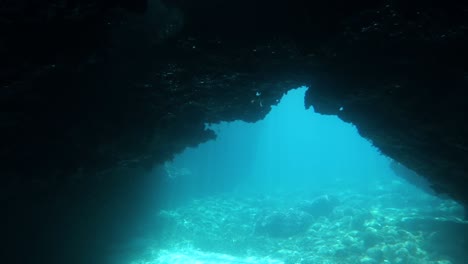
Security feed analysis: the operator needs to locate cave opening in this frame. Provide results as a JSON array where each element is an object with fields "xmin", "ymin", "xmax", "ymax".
[{"xmin": 122, "ymin": 87, "xmax": 466, "ymax": 264}]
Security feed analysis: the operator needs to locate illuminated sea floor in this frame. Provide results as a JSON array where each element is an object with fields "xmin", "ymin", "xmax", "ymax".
[{"xmin": 128, "ymin": 180, "xmax": 466, "ymax": 264}]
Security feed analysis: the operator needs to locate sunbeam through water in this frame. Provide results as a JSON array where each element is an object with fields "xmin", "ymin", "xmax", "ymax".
[{"xmin": 124, "ymin": 87, "xmax": 466, "ymax": 264}]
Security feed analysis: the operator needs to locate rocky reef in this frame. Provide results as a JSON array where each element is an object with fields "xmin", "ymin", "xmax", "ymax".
[
  {"xmin": 255, "ymin": 209, "xmax": 314, "ymax": 238},
  {"xmin": 140, "ymin": 179, "xmax": 467, "ymax": 264},
  {"xmin": 1, "ymin": 0, "xmax": 468, "ymax": 263}
]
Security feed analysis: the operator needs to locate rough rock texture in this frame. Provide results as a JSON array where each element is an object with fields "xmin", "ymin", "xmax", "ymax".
[
  {"xmin": 1, "ymin": 0, "xmax": 467, "ymax": 263},
  {"xmin": 298, "ymin": 195, "xmax": 339, "ymax": 217},
  {"xmin": 255, "ymin": 209, "xmax": 313, "ymax": 238},
  {"xmin": 398, "ymin": 217, "xmax": 468, "ymax": 261}
]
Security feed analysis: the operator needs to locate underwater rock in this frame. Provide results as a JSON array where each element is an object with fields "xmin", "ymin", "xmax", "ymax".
[
  {"xmin": 362, "ymin": 227, "xmax": 382, "ymax": 247},
  {"xmin": 395, "ymin": 247, "xmax": 409, "ymax": 259},
  {"xmin": 366, "ymin": 246, "xmax": 384, "ymax": 262},
  {"xmin": 399, "ymin": 217, "xmax": 468, "ymax": 261},
  {"xmin": 298, "ymin": 195, "xmax": 339, "ymax": 218},
  {"xmin": 360, "ymin": 256, "xmax": 378, "ymax": 264},
  {"xmin": 255, "ymin": 209, "xmax": 313, "ymax": 238}
]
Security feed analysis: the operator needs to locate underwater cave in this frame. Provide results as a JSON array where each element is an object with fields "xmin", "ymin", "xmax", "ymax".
[
  {"xmin": 2, "ymin": 1, "xmax": 468, "ymax": 264},
  {"xmin": 113, "ymin": 87, "xmax": 467, "ymax": 264}
]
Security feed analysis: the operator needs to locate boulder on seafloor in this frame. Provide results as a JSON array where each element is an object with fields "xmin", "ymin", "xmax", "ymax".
[
  {"xmin": 255, "ymin": 209, "xmax": 313, "ymax": 238},
  {"xmin": 298, "ymin": 195, "xmax": 339, "ymax": 217}
]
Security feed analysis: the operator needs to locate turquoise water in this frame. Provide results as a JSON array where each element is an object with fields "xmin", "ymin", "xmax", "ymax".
[{"xmin": 124, "ymin": 88, "xmax": 467, "ymax": 264}]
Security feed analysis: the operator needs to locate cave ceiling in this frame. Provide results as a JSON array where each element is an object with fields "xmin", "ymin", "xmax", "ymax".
[{"xmin": 1, "ymin": 0, "xmax": 467, "ymax": 206}]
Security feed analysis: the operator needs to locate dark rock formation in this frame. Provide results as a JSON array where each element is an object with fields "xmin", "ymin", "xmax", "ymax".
[
  {"xmin": 255, "ymin": 209, "xmax": 313, "ymax": 238},
  {"xmin": 1, "ymin": 0, "xmax": 467, "ymax": 263},
  {"xmin": 298, "ymin": 195, "xmax": 339, "ymax": 217}
]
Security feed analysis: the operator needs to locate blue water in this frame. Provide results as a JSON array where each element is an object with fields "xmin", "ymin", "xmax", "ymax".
[{"xmin": 123, "ymin": 87, "xmax": 467, "ymax": 264}]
